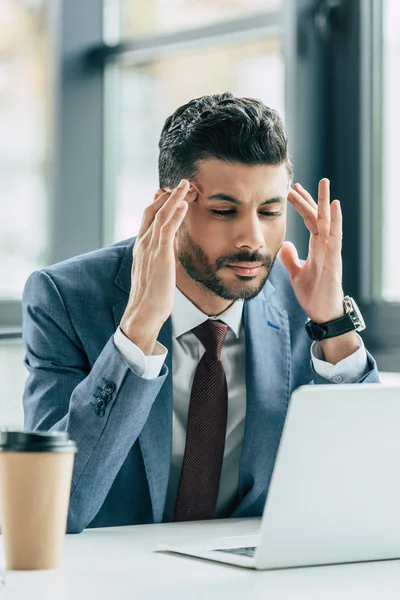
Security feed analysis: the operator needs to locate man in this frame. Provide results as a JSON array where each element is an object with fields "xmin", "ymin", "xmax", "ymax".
[{"xmin": 22, "ymin": 92, "xmax": 379, "ymax": 534}]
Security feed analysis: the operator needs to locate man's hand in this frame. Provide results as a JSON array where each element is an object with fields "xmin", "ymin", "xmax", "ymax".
[
  {"xmin": 279, "ymin": 179, "xmax": 359, "ymax": 364},
  {"xmin": 120, "ymin": 179, "xmax": 194, "ymax": 355}
]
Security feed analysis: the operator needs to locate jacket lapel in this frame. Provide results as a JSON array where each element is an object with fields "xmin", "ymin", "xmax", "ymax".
[
  {"xmin": 112, "ymin": 241, "xmax": 173, "ymax": 523},
  {"xmin": 232, "ymin": 281, "xmax": 292, "ymax": 517}
]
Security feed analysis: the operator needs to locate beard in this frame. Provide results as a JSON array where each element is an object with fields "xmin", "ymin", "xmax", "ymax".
[{"xmin": 177, "ymin": 226, "xmax": 278, "ymax": 301}]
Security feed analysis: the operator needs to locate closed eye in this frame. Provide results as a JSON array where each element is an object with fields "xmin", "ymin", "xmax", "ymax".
[{"xmin": 210, "ymin": 209, "xmax": 282, "ymax": 218}]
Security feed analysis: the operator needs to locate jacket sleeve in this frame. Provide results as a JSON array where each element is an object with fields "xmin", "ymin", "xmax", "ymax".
[{"xmin": 22, "ymin": 270, "xmax": 167, "ymax": 533}]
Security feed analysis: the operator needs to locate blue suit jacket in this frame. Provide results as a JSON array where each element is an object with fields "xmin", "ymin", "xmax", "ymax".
[{"xmin": 22, "ymin": 238, "xmax": 379, "ymax": 533}]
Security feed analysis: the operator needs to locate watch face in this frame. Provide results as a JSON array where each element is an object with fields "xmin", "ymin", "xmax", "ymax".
[{"xmin": 344, "ymin": 297, "xmax": 366, "ymax": 332}]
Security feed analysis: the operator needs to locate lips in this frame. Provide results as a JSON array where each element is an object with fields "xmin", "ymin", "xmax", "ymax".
[
  {"xmin": 227, "ymin": 263, "xmax": 262, "ymax": 276},
  {"xmin": 228, "ymin": 263, "xmax": 262, "ymax": 269}
]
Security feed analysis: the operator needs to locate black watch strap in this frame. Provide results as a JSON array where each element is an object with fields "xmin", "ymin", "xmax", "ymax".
[{"xmin": 305, "ymin": 313, "xmax": 356, "ymax": 342}]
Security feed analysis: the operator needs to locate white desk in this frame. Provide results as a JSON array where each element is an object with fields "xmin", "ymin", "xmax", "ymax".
[
  {"xmin": 1, "ymin": 518, "xmax": 400, "ymax": 599},
  {"xmin": 380, "ymin": 372, "xmax": 400, "ymax": 386}
]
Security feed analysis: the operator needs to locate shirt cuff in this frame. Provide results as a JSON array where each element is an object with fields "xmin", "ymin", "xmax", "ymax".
[
  {"xmin": 114, "ymin": 327, "xmax": 167, "ymax": 380},
  {"xmin": 311, "ymin": 334, "xmax": 369, "ymax": 383}
]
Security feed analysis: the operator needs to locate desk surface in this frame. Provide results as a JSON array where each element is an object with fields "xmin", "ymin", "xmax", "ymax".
[{"xmin": 1, "ymin": 518, "xmax": 400, "ymax": 599}]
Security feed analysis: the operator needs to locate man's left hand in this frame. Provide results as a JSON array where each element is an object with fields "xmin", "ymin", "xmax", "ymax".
[
  {"xmin": 279, "ymin": 178, "xmax": 361, "ymax": 365},
  {"xmin": 279, "ymin": 178, "xmax": 345, "ymax": 324}
]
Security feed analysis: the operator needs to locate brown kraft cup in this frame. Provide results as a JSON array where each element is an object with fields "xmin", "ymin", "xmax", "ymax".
[{"xmin": 0, "ymin": 431, "xmax": 77, "ymax": 570}]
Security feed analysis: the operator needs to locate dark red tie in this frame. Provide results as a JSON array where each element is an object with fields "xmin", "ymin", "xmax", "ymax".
[{"xmin": 174, "ymin": 319, "xmax": 229, "ymax": 521}]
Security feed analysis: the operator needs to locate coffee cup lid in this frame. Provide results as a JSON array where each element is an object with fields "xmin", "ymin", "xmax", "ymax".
[{"xmin": 0, "ymin": 431, "xmax": 77, "ymax": 453}]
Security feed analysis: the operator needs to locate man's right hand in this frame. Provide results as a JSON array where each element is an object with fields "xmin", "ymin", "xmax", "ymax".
[{"xmin": 120, "ymin": 179, "xmax": 194, "ymax": 355}]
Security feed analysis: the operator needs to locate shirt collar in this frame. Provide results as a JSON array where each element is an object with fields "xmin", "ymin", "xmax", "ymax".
[{"xmin": 172, "ymin": 286, "xmax": 244, "ymax": 339}]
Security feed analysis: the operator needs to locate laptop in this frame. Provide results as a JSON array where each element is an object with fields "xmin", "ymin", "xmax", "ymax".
[{"xmin": 161, "ymin": 383, "xmax": 400, "ymax": 569}]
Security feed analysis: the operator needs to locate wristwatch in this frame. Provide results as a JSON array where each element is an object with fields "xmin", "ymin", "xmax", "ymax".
[{"xmin": 305, "ymin": 296, "xmax": 366, "ymax": 341}]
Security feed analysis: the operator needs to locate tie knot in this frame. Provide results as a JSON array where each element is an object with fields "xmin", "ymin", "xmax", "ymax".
[{"xmin": 192, "ymin": 319, "xmax": 228, "ymax": 359}]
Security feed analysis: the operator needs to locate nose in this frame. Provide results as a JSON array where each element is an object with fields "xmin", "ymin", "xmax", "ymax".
[{"xmin": 234, "ymin": 212, "xmax": 265, "ymax": 251}]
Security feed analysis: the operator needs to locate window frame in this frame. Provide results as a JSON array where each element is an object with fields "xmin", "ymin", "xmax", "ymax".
[{"xmin": 2, "ymin": 0, "xmax": 399, "ymax": 373}]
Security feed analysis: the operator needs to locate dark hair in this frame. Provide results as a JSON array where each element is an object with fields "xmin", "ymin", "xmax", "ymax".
[{"xmin": 158, "ymin": 92, "xmax": 293, "ymax": 188}]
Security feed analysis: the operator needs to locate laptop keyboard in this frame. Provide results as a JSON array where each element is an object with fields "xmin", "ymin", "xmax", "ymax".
[{"xmin": 215, "ymin": 546, "xmax": 257, "ymax": 558}]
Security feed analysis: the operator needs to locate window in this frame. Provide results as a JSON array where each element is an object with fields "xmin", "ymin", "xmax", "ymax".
[
  {"xmin": 2, "ymin": 0, "xmax": 398, "ymax": 368},
  {"xmin": 113, "ymin": 37, "xmax": 284, "ymax": 242},
  {"xmin": 105, "ymin": 1, "xmax": 284, "ymax": 244},
  {"xmin": 0, "ymin": 0, "xmax": 51, "ymax": 301},
  {"xmin": 121, "ymin": 0, "xmax": 282, "ymax": 36}
]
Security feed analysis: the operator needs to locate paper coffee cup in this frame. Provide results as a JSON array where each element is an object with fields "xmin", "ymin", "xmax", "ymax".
[{"xmin": 0, "ymin": 431, "xmax": 77, "ymax": 570}]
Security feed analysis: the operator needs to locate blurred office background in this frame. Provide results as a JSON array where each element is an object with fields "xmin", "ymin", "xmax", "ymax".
[{"xmin": 0, "ymin": 0, "xmax": 399, "ymax": 371}]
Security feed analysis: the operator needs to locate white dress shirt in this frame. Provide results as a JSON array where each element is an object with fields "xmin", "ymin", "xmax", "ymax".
[{"xmin": 114, "ymin": 288, "xmax": 369, "ymax": 520}]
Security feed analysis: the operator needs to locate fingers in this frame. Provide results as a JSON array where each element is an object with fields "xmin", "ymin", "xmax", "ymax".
[
  {"xmin": 293, "ymin": 183, "xmax": 318, "ymax": 210},
  {"xmin": 288, "ymin": 188, "xmax": 319, "ymax": 235},
  {"xmin": 163, "ymin": 185, "xmax": 198, "ymax": 204},
  {"xmin": 137, "ymin": 190, "xmax": 170, "ymax": 239},
  {"xmin": 330, "ymin": 199, "xmax": 343, "ymax": 250},
  {"xmin": 151, "ymin": 179, "xmax": 191, "ymax": 247},
  {"xmin": 158, "ymin": 199, "xmax": 189, "ymax": 247},
  {"xmin": 288, "ymin": 179, "xmax": 334, "ymax": 239},
  {"xmin": 137, "ymin": 179, "xmax": 192, "ymax": 240},
  {"xmin": 153, "ymin": 179, "xmax": 190, "ymax": 228},
  {"xmin": 317, "ymin": 179, "xmax": 331, "ymax": 238}
]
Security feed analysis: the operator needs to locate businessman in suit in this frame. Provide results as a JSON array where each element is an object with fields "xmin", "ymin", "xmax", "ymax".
[{"xmin": 22, "ymin": 92, "xmax": 379, "ymax": 533}]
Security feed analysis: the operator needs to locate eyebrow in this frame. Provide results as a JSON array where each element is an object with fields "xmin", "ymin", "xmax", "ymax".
[{"xmin": 207, "ymin": 193, "xmax": 285, "ymax": 206}]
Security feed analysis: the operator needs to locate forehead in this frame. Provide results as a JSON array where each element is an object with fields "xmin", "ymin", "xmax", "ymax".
[{"xmin": 192, "ymin": 158, "xmax": 290, "ymax": 198}]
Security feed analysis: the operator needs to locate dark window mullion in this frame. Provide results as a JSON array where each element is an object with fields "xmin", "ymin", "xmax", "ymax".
[
  {"xmin": 329, "ymin": 0, "xmax": 400, "ymax": 367},
  {"xmin": 50, "ymin": 0, "xmax": 105, "ymax": 265}
]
